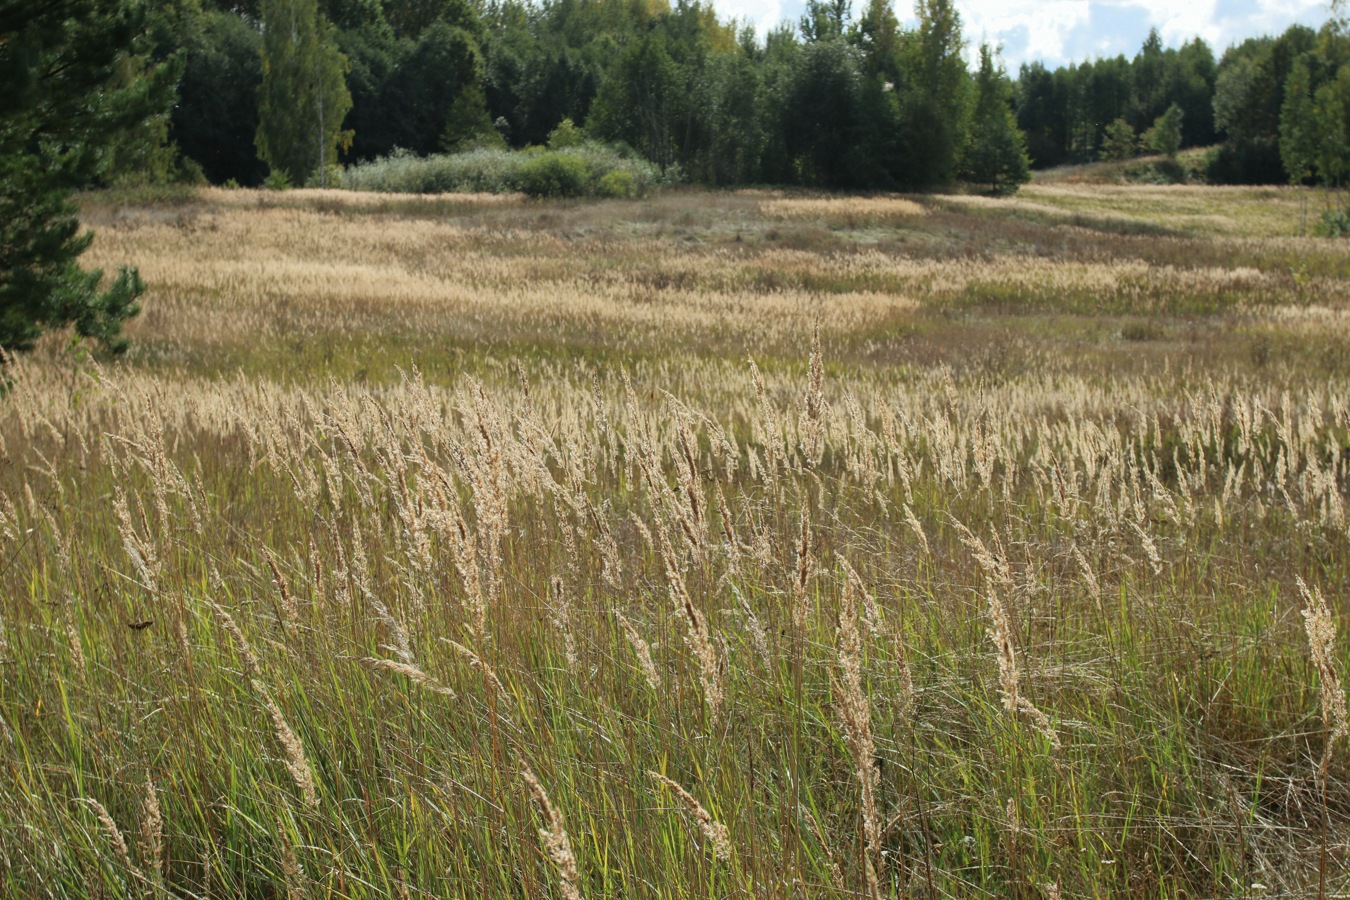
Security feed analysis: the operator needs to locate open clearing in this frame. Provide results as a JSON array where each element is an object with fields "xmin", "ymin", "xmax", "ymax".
[{"xmin": 2, "ymin": 185, "xmax": 1349, "ymax": 897}]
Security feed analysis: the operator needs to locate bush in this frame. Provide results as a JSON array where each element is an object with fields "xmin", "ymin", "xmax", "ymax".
[
  {"xmin": 1315, "ymin": 207, "xmax": 1350, "ymax": 238},
  {"xmin": 342, "ymin": 143, "xmax": 662, "ymax": 198},
  {"xmin": 597, "ymin": 169, "xmax": 637, "ymax": 199},
  {"xmin": 547, "ymin": 118, "xmax": 586, "ymax": 150},
  {"xmin": 264, "ymin": 168, "xmax": 292, "ymax": 191},
  {"xmin": 518, "ymin": 152, "xmax": 590, "ymax": 198}
]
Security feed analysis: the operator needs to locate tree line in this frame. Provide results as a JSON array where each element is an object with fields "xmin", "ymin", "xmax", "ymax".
[
  {"xmin": 48, "ymin": 0, "xmax": 1350, "ymax": 195},
  {"xmin": 1016, "ymin": 19, "xmax": 1350, "ymax": 190},
  {"xmin": 106, "ymin": 0, "xmax": 1028, "ymax": 194}
]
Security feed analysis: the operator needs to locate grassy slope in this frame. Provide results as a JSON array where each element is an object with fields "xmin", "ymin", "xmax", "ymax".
[{"xmin": 0, "ymin": 185, "xmax": 1347, "ymax": 898}]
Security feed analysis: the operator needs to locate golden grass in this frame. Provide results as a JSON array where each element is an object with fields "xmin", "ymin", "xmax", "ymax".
[{"xmin": 1, "ymin": 185, "xmax": 1349, "ymax": 897}]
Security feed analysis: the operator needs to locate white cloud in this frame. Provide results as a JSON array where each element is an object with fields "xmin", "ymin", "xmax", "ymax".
[
  {"xmin": 712, "ymin": 0, "xmax": 1330, "ymax": 67},
  {"xmin": 958, "ymin": 0, "xmax": 1091, "ymax": 66},
  {"xmin": 714, "ymin": 0, "xmax": 786, "ymax": 40}
]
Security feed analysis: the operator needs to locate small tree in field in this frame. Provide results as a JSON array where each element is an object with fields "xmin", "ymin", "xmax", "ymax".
[
  {"xmin": 961, "ymin": 44, "xmax": 1030, "ymax": 195},
  {"xmin": 256, "ymin": 0, "xmax": 353, "ymax": 187},
  {"xmin": 1099, "ymin": 117, "xmax": 1138, "ymax": 162},
  {"xmin": 1144, "ymin": 103, "xmax": 1184, "ymax": 159}
]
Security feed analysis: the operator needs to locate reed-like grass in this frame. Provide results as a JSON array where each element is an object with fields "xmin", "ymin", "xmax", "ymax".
[{"xmin": 0, "ymin": 185, "xmax": 1347, "ymax": 898}]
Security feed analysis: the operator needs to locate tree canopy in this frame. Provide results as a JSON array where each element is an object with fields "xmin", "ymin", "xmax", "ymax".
[{"xmin": 0, "ymin": 0, "xmax": 173, "ymax": 357}]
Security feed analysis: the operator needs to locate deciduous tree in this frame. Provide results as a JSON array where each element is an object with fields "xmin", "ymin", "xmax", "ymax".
[{"xmin": 256, "ymin": 0, "xmax": 353, "ymax": 186}]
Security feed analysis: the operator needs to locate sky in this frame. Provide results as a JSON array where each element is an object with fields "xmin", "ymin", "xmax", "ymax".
[{"xmin": 717, "ymin": 0, "xmax": 1331, "ymax": 70}]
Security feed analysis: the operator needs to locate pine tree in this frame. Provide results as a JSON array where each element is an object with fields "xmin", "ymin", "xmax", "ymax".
[
  {"xmin": 898, "ymin": 0, "xmax": 970, "ymax": 188},
  {"xmin": 0, "ymin": 0, "xmax": 173, "ymax": 357},
  {"xmin": 961, "ymin": 44, "xmax": 1029, "ymax": 195},
  {"xmin": 256, "ymin": 0, "xmax": 353, "ymax": 187}
]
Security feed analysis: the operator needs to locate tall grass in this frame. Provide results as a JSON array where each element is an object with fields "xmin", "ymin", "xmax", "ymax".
[{"xmin": 1, "ymin": 184, "xmax": 1348, "ymax": 897}]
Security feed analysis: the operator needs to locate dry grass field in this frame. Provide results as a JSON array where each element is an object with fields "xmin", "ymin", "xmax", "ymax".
[{"xmin": 1, "ymin": 184, "xmax": 1349, "ymax": 898}]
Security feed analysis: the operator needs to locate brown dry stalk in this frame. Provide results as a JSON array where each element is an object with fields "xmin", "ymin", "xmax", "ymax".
[
  {"xmin": 647, "ymin": 770, "xmax": 732, "ymax": 862},
  {"xmin": 522, "ymin": 767, "xmax": 582, "ymax": 900}
]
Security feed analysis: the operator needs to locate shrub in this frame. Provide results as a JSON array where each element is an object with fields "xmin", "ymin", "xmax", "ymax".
[
  {"xmin": 342, "ymin": 144, "xmax": 662, "ymax": 198},
  {"xmin": 518, "ymin": 152, "xmax": 590, "ymax": 198},
  {"xmin": 597, "ymin": 169, "xmax": 637, "ymax": 199},
  {"xmin": 547, "ymin": 118, "xmax": 586, "ymax": 150},
  {"xmin": 1315, "ymin": 207, "xmax": 1350, "ymax": 238}
]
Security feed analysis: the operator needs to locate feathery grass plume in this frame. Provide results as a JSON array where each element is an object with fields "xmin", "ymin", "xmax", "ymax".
[
  {"xmin": 729, "ymin": 582, "xmax": 771, "ymax": 670},
  {"xmin": 463, "ymin": 380, "xmax": 509, "ymax": 606},
  {"xmin": 209, "ymin": 601, "xmax": 263, "ymax": 679},
  {"xmin": 986, "ymin": 581, "xmax": 1059, "ymax": 749},
  {"xmin": 792, "ymin": 505, "xmax": 813, "ymax": 633},
  {"xmin": 1297, "ymin": 577, "xmax": 1349, "ymax": 774},
  {"xmin": 1128, "ymin": 520, "xmax": 1163, "ymax": 574},
  {"xmin": 800, "ymin": 806, "xmax": 847, "ymax": 891},
  {"xmin": 63, "ymin": 596, "xmax": 86, "ymax": 674},
  {"xmin": 716, "ymin": 486, "xmax": 743, "ymax": 564},
  {"xmin": 82, "ymin": 797, "xmax": 144, "ymax": 883},
  {"xmin": 113, "ymin": 488, "xmax": 160, "ymax": 594},
  {"xmin": 361, "ymin": 657, "xmax": 458, "ymax": 698},
  {"xmin": 140, "ymin": 775, "xmax": 163, "ymax": 886},
  {"xmin": 616, "ymin": 611, "xmax": 662, "ymax": 692},
  {"xmin": 903, "ymin": 503, "xmax": 930, "ymax": 558},
  {"xmin": 647, "ymin": 770, "xmax": 732, "ymax": 862},
  {"xmin": 1072, "ymin": 544, "xmax": 1102, "ymax": 612},
  {"xmin": 444, "ymin": 508, "xmax": 487, "ymax": 644},
  {"xmin": 669, "ymin": 399, "xmax": 709, "ymax": 555},
  {"xmin": 831, "ymin": 576, "xmax": 884, "ymax": 898},
  {"xmin": 255, "ymin": 680, "xmax": 320, "ymax": 810},
  {"xmin": 748, "ymin": 356, "xmax": 780, "ymax": 479},
  {"xmin": 837, "ymin": 552, "xmax": 883, "ymax": 636},
  {"xmin": 588, "ymin": 498, "xmax": 624, "ymax": 590},
  {"xmin": 368, "ymin": 595, "xmax": 415, "ymax": 666},
  {"xmin": 442, "ymin": 638, "xmax": 510, "ymax": 704},
  {"xmin": 0, "ymin": 489, "xmax": 17, "ymax": 544},
  {"xmin": 949, "ymin": 515, "xmax": 1012, "ymax": 588},
  {"xmin": 264, "ymin": 549, "xmax": 299, "ymax": 633},
  {"xmin": 654, "ymin": 514, "xmax": 723, "ymax": 724},
  {"xmin": 801, "ymin": 323, "xmax": 826, "ymax": 467},
  {"xmin": 549, "ymin": 575, "xmax": 579, "ymax": 671},
  {"xmin": 522, "ymin": 767, "xmax": 582, "ymax": 900},
  {"xmin": 277, "ymin": 817, "xmax": 308, "ymax": 900}
]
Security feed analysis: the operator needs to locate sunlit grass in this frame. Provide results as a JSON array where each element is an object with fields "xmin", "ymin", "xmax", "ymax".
[{"xmin": 1, "ymin": 185, "xmax": 1347, "ymax": 898}]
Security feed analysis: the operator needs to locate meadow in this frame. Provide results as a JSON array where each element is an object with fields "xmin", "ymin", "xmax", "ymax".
[{"xmin": 1, "ymin": 182, "xmax": 1348, "ymax": 898}]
